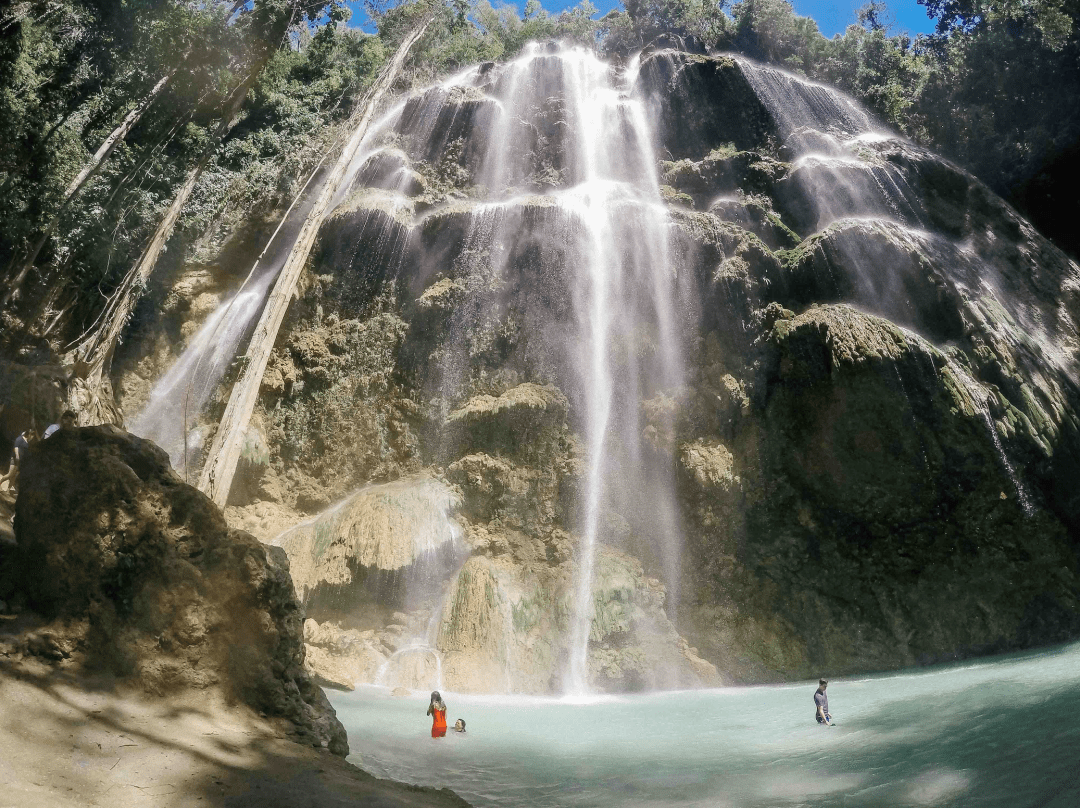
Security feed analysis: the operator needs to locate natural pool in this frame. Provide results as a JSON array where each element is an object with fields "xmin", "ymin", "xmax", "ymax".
[{"xmin": 328, "ymin": 642, "xmax": 1080, "ymax": 807}]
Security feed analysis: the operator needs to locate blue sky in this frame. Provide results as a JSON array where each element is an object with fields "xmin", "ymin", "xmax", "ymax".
[
  {"xmin": 344, "ymin": 0, "xmax": 938, "ymax": 38},
  {"xmin": 787, "ymin": 0, "xmax": 936, "ymax": 36}
]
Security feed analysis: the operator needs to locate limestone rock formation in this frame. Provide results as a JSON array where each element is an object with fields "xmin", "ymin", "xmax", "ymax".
[
  {"xmin": 302, "ymin": 618, "xmax": 388, "ymax": 690},
  {"xmin": 3, "ymin": 426, "xmax": 348, "ymax": 754},
  {"xmin": 111, "ymin": 45, "xmax": 1080, "ymax": 691},
  {"xmin": 678, "ymin": 303, "xmax": 1080, "ymax": 679},
  {"xmin": 272, "ymin": 476, "xmax": 464, "ymax": 610}
]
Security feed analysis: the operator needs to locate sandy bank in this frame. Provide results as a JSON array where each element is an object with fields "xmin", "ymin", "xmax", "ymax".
[{"xmin": 0, "ymin": 654, "xmax": 470, "ymax": 808}]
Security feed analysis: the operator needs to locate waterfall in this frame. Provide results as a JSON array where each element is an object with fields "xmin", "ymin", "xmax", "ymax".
[
  {"xmin": 335, "ymin": 43, "xmax": 689, "ymax": 694},
  {"xmin": 945, "ymin": 358, "xmax": 1034, "ymax": 514},
  {"xmin": 133, "ymin": 48, "xmax": 690, "ymax": 694},
  {"xmin": 127, "ymin": 91, "xmax": 423, "ymax": 472},
  {"xmin": 787, "ymin": 153, "xmax": 928, "ymax": 232},
  {"xmin": 458, "ymin": 46, "xmax": 685, "ymax": 694},
  {"xmin": 128, "ymin": 282, "xmax": 267, "ymax": 473},
  {"xmin": 734, "ymin": 57, "xmax": 877, "ymax": 145}
]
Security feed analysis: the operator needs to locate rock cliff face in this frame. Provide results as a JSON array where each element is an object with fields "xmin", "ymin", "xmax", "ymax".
[
  {"xmin": 2, "ymin": 426, "xmax": 348, "ymax": 754},
  {"xmin": 113, "ymin": 45, "xmax": 1080, "ymax": 692}
]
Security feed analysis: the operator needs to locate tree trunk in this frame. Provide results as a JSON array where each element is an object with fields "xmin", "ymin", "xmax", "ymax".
[
  {"xmin": 63, "ymin": 0, "xmax": 304, "ymax": 423},
  {"xmin": 0, "ymin": 68, "xmax": 178, "ymax": 309},
  {"xmin": 198, "ymin": 14, "xmax": 433, "ymax": 508},
  {"xmin": 103, "ymin": 99, "xmax": 203, "ymax": 212},
  {"xmin": 71, "ymin": 67, "xmax": 262, "ymax": 396}
]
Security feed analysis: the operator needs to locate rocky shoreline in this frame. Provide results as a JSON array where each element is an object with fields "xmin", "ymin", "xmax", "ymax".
[{"xmin": 0, "ymin": 426, "xmax": 471, "ymax": 807}]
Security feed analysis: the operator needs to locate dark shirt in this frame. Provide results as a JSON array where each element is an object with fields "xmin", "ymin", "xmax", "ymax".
[
  {"xmin": 12, "ymin": 434, "xmax": 30, "ymax": 465},
  {"xmin": 814, "ymin": 689, "xmax": 829, "ymax": 715}
]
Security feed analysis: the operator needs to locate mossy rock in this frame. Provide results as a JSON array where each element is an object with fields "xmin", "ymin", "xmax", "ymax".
[
  {"xmin": 661, "ymin": 148, "xmax": 788, "ymax": 210},
  {"xmin": 738, "ymin": 304, "xmax": 1080, "ymax": 672},
  {"xmin": 638, "ymin": 52, "xmax": 777, "ymax": 160},
  {"xmin": 446, "ymin": 382, "xmax": 568, "ymax": 459}
]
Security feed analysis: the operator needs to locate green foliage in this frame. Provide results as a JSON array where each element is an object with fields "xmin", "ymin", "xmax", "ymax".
[
  {"xmin": 0, "ymin": 0, "xmax": 387, "ymax": 348},
  {"xmin": 623, "ymin": 0, "xmax": 732, "ymax": 45}
]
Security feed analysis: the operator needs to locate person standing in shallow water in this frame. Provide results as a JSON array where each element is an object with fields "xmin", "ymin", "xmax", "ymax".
[
  {"xmin": 814, "ymin": 679, "xmax": 832, "ymax": 725},
  {"xmin": 427, "ymin": 691, "xmax": 447, "ymax": 738}
]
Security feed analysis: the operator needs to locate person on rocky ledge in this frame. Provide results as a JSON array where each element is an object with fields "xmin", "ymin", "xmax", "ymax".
[
  {"xmin": 42, "ymin": 409, "xmax": 77, "ymax": 439},
  {"xmin": 428, "ymin": 690, "xmax": 448, "ymax": 738},
  {"xmin": 814, "ymin": 678, "xmax": 833, "ymax": 726},
  {"xmin": 0, "ymin": 426, "xmax": 38, "ymax": 494}
]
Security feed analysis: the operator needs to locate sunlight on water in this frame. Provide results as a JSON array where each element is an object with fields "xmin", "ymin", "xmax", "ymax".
[{"xmin": 330, "ymin": 642, "xmax": 1080, "ymax": 808}]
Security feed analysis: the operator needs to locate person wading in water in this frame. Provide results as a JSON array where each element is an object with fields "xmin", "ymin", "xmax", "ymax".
[
  {"xmin": 427, "ymin": 691, "xmax": 448, "ymax": 738},
  {"xmin": 814, "ymin": 679, "xmax": 833, "ymax": 726}
]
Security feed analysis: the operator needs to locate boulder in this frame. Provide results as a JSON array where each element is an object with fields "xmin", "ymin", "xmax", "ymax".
[
  {"xmin": 302, "ymin": 618, "xmax": 387, "ymax": 690},
  {"xmin": 272, "ymin": 475, "xmax": 464, "ymax": 614},
  {"xmin": 0, "ymin": 361, "xmax": 73, "ymax": 443},
  {"xmin": 7, "ymin": 425, "xmax": 348, "ymax": 755}
]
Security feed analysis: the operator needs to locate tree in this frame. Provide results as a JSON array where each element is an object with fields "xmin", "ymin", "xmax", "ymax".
[
  {"xmin": 0, "ymin": 67, "xmax": 179, "ymax": 310},
  {"xmin": 0, "ymin": 0, "xmax": 246, "ymax": 313},
  {"xmin": 856, "ymin": 0, "xmax": 890, "ymax": 31},
  {"xmin": 198, "ymin": 10, "xmax": 435, "ymax": 507},
  {"xmin": 64, "ymin": 0, "xmax": 340, "ymax": 416}
]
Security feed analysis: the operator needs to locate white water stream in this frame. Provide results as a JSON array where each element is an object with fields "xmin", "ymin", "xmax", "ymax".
[
  {"xmin": 485, "ymin": 46, "xmax": 685, "ymax": 695},
  {"xmin": 331, "ymin": 641, "xmax": 1080, "ymax": 808},
  {"xmin": 126, "ymin": 84, "xmax": 437, "ymax": 473},
  {"xmin": 393, "ymin": 44, "xmax": 688, "ymax": 694},
  {"xmin": 945, "ymin": 358, "xmax": 1035, "ymax": 515},
  {"xmin": 735, "ymin": 57, "xmax": 877, "ymax": 145}
]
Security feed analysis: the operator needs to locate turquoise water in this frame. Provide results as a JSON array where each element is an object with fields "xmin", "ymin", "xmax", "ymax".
[{"xmin": 329, "ymin": 642, "xmax": 1080, "ymax": 807}]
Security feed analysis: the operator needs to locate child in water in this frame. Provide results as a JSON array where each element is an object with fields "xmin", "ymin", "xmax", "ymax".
[{"xmin": 427, "ymin": 691, "xmax": 447, "ymax": 737}]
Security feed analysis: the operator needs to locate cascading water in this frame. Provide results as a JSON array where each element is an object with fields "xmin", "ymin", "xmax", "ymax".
[
  {"xmin": 324, "ymin": 43, "xmax": 690, "ymax": 694},
  {"xmin": 944, "ymin": 357, "xmax": 1035, "ymax": 515},
  {"xmin": 129, "ymin": 275, "xmax": 270, "ymax": 473},
  {"xmin": 125, "ymin": 76, "xmax": 461, "ymax": 472},
  {"xmin": 735, "ymin": 57, "xmax": 877, "ymax": 144},
  {"xmin": 732, "ymin": 57, "xmax": 929, "ymax": 239},
  {"xmin": 458, "ymin": 45, "xmax": 686, "ymax": 694},
  {"xmin": 125, "ymin": 161, "xmax": 334, "ymax": 472}
]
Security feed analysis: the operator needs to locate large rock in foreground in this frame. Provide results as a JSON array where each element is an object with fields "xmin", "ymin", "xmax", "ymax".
[{"xmin": 9, "ymin": 426, "xmax": 347, "ymax": 755}]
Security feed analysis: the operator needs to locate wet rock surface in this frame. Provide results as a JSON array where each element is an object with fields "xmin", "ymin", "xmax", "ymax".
[
  {"xmin": 108, "ymin": 47, "xmax": 1080, "ymax": 691},
  {"xmin": 678, "ymin": 303, "xmax": 1080, "ymax": 680},
  {"xmin": 0, "ymin": 426, "xmax": 348, "ymax": 755},
  {"xmin": 302, "ymin": 618, "xmax": 388, "ymax": 690}
]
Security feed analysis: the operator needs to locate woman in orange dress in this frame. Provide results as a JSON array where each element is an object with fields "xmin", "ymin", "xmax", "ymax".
[{"xmin": 427, "ymin": 690, "xmax": 447, "ymax": 738}]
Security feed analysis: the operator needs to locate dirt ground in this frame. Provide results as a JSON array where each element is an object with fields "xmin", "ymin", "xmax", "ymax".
[{"xmin": 0, "ymin": 654, "xmax": 470, "ymax": 808}]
